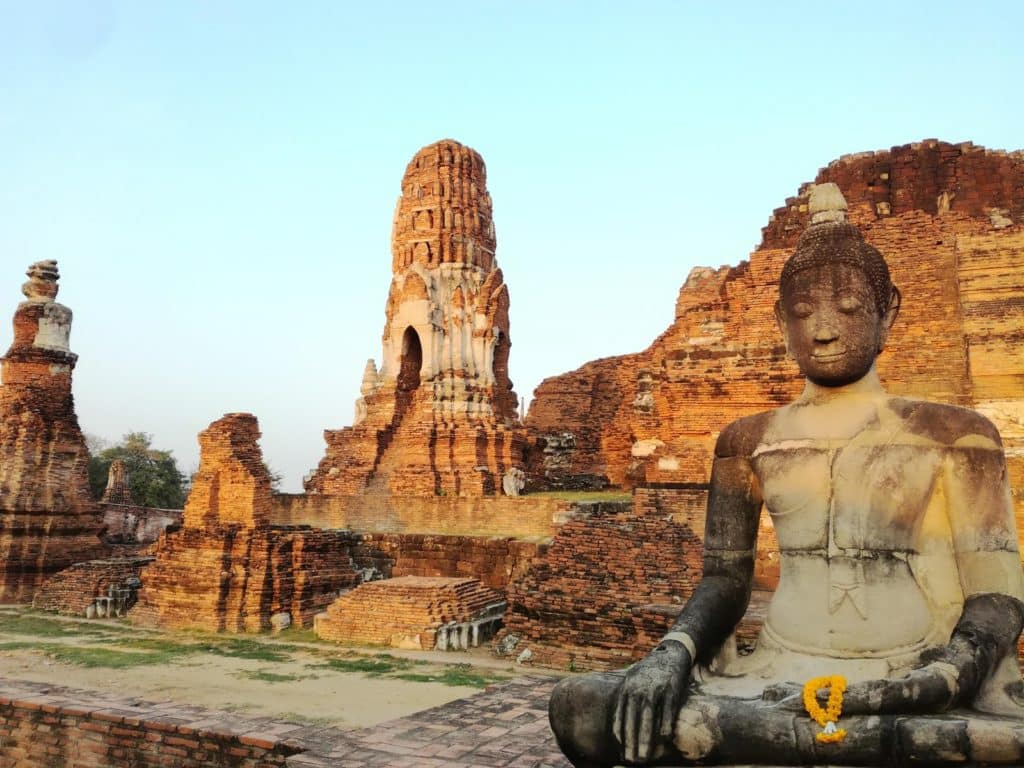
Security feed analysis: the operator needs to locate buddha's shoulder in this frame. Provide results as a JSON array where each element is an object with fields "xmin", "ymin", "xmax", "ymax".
[
  {"xmin": 885, "ymin": 397, "xmax": 1003, "ymax": 448},
  {"xmin": 716, "ymin": 411, "xmax": 774, "ymax": 458}
]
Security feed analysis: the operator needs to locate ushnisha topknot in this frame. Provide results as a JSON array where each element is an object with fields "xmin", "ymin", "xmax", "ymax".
[{"xmin": 779, "ymin": 183, "xmax": 894, "ymax": 313}]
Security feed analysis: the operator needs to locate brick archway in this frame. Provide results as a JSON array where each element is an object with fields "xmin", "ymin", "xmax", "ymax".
[{"xmin": 398, "ymin": 326, "xmax": 422, "ymax": 391}]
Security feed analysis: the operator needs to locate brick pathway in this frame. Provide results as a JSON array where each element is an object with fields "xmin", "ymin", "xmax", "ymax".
[{"xmin": 0, "ymin": 676, "xmax": 572, "ymax": 768}]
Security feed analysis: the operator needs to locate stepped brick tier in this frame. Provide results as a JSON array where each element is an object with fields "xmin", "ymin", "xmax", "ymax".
[
  {"xmin": 0, "ymin": 261, "xmax": 105, "ymax": 602},
  {"xmin": 32, "ymin": 556, "xmax": 151, "ymax": 617},
  {"xmin": 525, "ymin": 140, "xmax": 1024, "ymax": 531},
  {"xmin": 131, "ymin": 414, "xmax": 362, "ymax": 631},
  {"xmin": 306, "ymin": 139, "xmax": 526, "ymax": 497},
  {"xmin": 315, "ymin": 575, "xmax": 506, "ymax": 650}
]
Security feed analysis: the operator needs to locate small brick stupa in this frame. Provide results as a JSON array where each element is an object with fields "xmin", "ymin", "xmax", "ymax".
[
  {"xmin": 306, "ymin": 139, "xmax": 526, "ymax": 496},
  {"xmin": 0, "ymin": 261, "xmax": 105, "ymax": 602},
  {"xmin": 131, "ymin": 413, "xmax": 360, "ymax": 631}
]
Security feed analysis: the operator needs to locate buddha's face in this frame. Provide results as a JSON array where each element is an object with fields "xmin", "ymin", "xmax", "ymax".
[{"xmin": 775, "ymin": 262, "xmax": 898, "ymax": 387}]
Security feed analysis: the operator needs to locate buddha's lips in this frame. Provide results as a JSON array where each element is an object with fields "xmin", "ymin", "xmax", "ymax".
[{"xmin": 812, "ymin": 351, "xmax": 846, "ymax": 361}]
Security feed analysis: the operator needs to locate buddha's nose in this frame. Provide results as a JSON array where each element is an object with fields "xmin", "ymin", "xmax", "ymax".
[{"xmin": 813, "ymin": 320, "xmax": 839, "ymax": 343}]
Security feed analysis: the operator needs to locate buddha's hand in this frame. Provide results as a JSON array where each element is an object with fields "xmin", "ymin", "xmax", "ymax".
[
  {"xmin": 612, "ymin": 640, "xmax": 692, "ymax": 764},
  {"xmin": 841, "ymin": 663, "xmax": 962, "ymax": 715}
]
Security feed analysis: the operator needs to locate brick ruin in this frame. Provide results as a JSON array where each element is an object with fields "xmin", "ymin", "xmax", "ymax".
[
  {"xmin": 131, "ymin": 413, "xmax": 361, "ymax": 632},
  {"xmin": 526, "ymin": 140, "xmax": 1024, "ymax": 534},
  {"xmin": 315, "ymin": 575, "xmax": 506, "ymax": 651},
  {"xmin": 498, "ymin": 501, "xmax": 700, "ymax": 670},
  {"xmin": 497, "ymin": 493, "xmax": 777, "ymax": 671},
  {"xmin": 32, "ymin": 556, "xmax": 151, "ymax": 617},
  {"xmin": 306, "ymin": 139, "xmax": 526, "ymax": 497},
  {"xmin": 0, "ymin": 261, "xmax": 105, "ymax": 602}
]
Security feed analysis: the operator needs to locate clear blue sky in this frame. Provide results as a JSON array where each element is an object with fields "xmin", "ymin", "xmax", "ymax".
[{"xmin": 2, "ymin": 1, "xmax": 1021, "ymax": 491}]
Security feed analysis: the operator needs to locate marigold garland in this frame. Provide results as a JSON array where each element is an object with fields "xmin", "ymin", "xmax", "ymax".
[{"xmin": 803, "ymin": 675, "xmax": 847, "ymax": 743}]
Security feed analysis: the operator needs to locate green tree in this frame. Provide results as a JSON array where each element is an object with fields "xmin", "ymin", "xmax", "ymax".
[{"xmin": 88, "ymin": 432, "xmax": 188, "ymax": 509}]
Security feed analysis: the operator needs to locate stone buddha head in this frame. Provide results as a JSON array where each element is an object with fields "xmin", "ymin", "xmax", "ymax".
[{"xmin": 775, "ymin": 183, "xmax": 901, "ymax": 387}]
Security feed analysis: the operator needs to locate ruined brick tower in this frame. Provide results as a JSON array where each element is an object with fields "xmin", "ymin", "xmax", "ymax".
[
  {"xmin": 306, "ymin": 139, "xmax": 525, "ymax": 496},
  {"xmin": 132, "ymin": 412, "xmax": 363, "ymax": 632},
  {"xmin": 0, "ymin": 261, "xmax": 104, "ymax": 601}
]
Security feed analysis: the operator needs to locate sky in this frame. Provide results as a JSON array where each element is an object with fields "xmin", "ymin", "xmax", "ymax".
[{"xmin": 2, "ymin": 1, "xmax": 1021, "ymax": 492}]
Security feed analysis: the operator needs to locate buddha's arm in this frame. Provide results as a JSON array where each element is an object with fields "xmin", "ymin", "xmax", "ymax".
[
  {"xmin": 613, "ymin": 421, "xmax": 763, "ymax": 763},
  {"xmin": 846, "ymin": 430, "xmax": 1024, "ymax": 714},
  {"xmin": 663, "ymin": 452, "xmax": 762, "ymax": 663}
]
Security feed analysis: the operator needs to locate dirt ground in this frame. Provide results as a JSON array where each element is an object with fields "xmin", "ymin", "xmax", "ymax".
[{"xmin": 0, "ymin": 606, "xmax": 547, "ymax": 729}]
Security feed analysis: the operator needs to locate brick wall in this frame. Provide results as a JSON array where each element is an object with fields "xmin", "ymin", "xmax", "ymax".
[
  {"xmin": 632, "ymin": 484, "xmax": 779, "ymax": 591},
  {"xmin": 351, "ymin": 533, "xmax": 542, "ymax": 591},
  {"xmin": 271, "ymin": 494, "xmax": 567, "ymax": 539},
  {"xmin": 0, "ymin": 683, "xmax": 299, "ymax": 768},
  {"xmin": 101, "ymin": 502, "xmax": 182, "ymax": 545}
]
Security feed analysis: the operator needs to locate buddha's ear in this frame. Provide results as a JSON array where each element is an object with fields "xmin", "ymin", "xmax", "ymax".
[
  {"xmin": 774, "ymin": 300, "xmax": 788, "ymax": 351},
  {"xmin": 879, "ymin": 287, "xmax": 901, "ymax": 347}
]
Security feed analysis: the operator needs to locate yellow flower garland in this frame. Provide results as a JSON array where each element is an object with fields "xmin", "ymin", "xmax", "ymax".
[{"xmin": 802, "ymin": 675, "xmax": 847, "ymax": 744}]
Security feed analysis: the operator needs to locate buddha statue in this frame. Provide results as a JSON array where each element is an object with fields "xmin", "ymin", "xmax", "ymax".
[{"xmin": 549, "ymin": 183, "xmax": 1024, "ymax": 767}]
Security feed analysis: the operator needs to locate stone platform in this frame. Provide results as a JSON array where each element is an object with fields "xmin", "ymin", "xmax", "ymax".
[{"xmin": 0, "ymin": 676, "xmax": 569, "ymax": 767}]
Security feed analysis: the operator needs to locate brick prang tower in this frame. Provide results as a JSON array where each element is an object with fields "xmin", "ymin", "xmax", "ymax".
[{"xmin": 306, "ymin": 139, "xmax": 525, "ymax": 496}]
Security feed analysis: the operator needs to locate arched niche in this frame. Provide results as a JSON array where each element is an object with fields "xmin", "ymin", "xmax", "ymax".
[
  {"xmin": 493, "ymin": 330, "xmax": 510, "ymax": 385},
  {"xmin": 398, "ymin": 326, "xmax": 423, "ymax": 392}
]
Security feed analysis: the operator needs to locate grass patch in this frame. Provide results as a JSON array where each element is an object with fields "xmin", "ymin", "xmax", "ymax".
[
  {"xmin": 393, "ymin": 664, "xmax": 510, "ymax": 688},
  {"xmin": 0, "ymin": 614, "xmax": 99, "ymax": 638},
  {"xmin": 0, "ymin": 641, "xmax": 42, "ymax": 652},
  {"xmin": 203, "ymin": 638, "xmax": 296, "ymax": 662},
  {"xmin": 276, "ymin": 626, "xmax": 320, "ymax": 643},
  {"xmin": 44, "ymin": 644, "xmax": 182, "ymax": 669},
  {"xmin": 234, "ymin": 669, "xmax": 309, "ymax": 683},
  {"xmin": 121, "ymin": 637, "xmax": 195, "ymax": 654},
  {"xmin": 311, "ymin": 656, "xmax": 410, "ymax": 675},
  {"xmin": 309, "ymin": 654, "xmax": 508, "ymax": 688},
  {"xmin": 0, "ymin": 613, "xmax": 121, "ymax": 638}
]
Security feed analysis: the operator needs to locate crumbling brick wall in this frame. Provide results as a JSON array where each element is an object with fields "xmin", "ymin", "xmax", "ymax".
[
  {"xmin": 32, "ymin": 557, "xmax": 151, "ymax": 616},
  {"xmin": 351, "ymin": 533, "xmax": 541, "ymax": 592},
  {"xmin": 499, "ymin": 502, "xmax": 704, "ymax": 670}
]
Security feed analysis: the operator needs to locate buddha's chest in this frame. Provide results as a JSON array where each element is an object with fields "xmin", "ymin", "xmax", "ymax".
[{"xmin": 751, "ymin": 438, "xmax": 943, "ymax": 552}]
